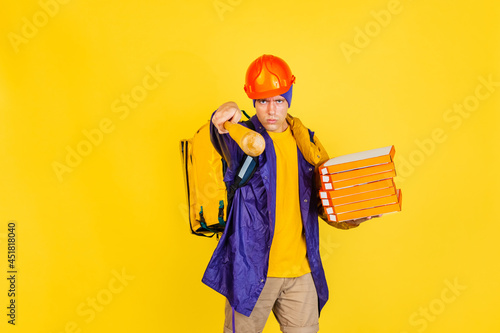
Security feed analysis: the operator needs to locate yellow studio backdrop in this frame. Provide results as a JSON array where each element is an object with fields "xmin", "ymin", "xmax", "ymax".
[{"xmin": 0, "ymin": 0, "xmax": 499, "ymax": 332}]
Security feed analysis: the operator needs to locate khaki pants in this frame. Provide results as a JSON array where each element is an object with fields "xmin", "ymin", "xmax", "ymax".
[{"xmin": 224, "ymin": 273, "xmax": 319, "ymax": 333}]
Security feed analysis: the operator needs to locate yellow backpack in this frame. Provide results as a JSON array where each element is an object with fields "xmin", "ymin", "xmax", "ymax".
[{"xmin": 180, "ymin": 114, "xmax": 257, "ymax": 238}]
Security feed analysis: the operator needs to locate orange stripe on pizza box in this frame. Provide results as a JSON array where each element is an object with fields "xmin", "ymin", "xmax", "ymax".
[
  {"xmin": 322, "ymin": 161, "xmax": 395, "ymax": 183},
  {"xmin": 319, "ymin": 179, "xmax": 394, "ymax": 199},
  {"xmin": 320, "ymin": 145, "xmax": 395, "ymax": 175},
  {"xmin": 324, "ymin": 190, "xmax": 399, "ymax": 215},
  {"xmin": 322, "ymin": 170, "xmax": 396, "ymax": 191},
  {"xmin": 327, "ymin": 189, "xmax": 402, "ymax": 222},
  {"xmin": 321, "ymin": 185, "xmax": 397, "ymax": 207},
  {"xmin": 325, "ymin": 189, "xmax": 399, "ymax": 214}
]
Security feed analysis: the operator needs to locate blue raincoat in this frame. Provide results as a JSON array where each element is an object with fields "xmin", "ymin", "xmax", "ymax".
[{"xmin": 202, "ymin": 113, "xmax": 354, "ymax": 317}]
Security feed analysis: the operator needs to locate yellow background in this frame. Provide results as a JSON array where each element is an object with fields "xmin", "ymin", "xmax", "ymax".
[{"xmin": 1, "ymin": 0, "xmax": 499, "ymax": 332}]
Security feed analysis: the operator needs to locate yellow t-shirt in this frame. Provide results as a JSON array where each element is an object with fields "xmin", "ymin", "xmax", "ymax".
[{"xmin": 267, "ymin": 126, "xmax": 311, "ymax": 278}]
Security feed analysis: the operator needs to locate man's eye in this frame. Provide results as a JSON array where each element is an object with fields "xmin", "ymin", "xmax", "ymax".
[
  {"xmin": 259, "ymin": 100, "xmax": 267, "ymax": 104},
  {"xmin": 276, "ymin": 100, "xmax": 283, "ymax": 103}
]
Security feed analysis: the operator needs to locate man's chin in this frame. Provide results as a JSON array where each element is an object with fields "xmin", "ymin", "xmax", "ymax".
[{"xmin": 265, "ymin": 124, "xmax": 287, "ymax": 133}]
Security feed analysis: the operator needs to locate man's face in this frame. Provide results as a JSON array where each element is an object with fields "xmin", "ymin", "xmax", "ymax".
[{"xmin": 254, "ymin": 95, "xmax": 289, "ymax": 133}]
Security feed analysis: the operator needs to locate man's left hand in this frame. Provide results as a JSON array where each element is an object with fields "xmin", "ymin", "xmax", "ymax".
[{"xmin": 344, "ymin": 214, "xmax": 382, "ymax": 227}]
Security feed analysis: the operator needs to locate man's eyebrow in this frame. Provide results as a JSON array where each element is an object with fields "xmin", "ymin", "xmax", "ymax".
[{"xmin": 259, "ymin": 97, "xmax": 285, "ymax": 101}]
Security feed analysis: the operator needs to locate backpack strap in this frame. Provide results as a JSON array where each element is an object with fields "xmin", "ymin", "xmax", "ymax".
[
  {"xmin": 226, "ymin": 118, "xmax": 259, "ymax": 219},
  {"xmin": 201, "ymin": 114, "xmax": 258, "ymax": 236}
]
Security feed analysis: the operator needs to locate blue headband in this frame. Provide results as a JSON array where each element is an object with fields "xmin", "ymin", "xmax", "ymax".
[{"xmin": 253, "ymin": 85, "xmax": 293, "ymax": 107}]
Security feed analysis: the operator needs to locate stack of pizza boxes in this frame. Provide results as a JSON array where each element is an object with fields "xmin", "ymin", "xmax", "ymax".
[{"xmin": 319, "ymin": 145, "xmax": 402, "ymax": 223}]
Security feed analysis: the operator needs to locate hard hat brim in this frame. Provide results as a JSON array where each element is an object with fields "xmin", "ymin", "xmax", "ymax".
[{"xmin": 245, "ymin": 83, "xmax": 294, "ymax": 100}]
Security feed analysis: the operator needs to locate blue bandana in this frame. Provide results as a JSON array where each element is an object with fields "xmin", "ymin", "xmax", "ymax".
[{"xmin": 253, "ymin": 85, "xmax": 293, "ymax": 108}]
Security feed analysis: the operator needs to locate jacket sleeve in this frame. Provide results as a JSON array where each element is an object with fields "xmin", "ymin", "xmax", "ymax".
[{"xmin": 312, "ymin": 134, "xmax": 360, "ymax": 230}]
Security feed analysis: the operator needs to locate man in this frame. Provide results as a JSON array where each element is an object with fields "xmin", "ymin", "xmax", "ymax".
[{"xmin": 203, "ymin": 55, "xmax": 374, "ymax": 333}]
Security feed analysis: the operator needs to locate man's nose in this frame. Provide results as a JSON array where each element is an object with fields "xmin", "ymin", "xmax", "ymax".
[{"xmin": 268, "ymin": 101, "xmax": 276, "ymax": 114}]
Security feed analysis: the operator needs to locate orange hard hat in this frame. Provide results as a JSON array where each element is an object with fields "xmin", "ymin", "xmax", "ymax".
[{"xmin": 244, "ymin": 55, "xmax": 296, "ymax": 99}]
